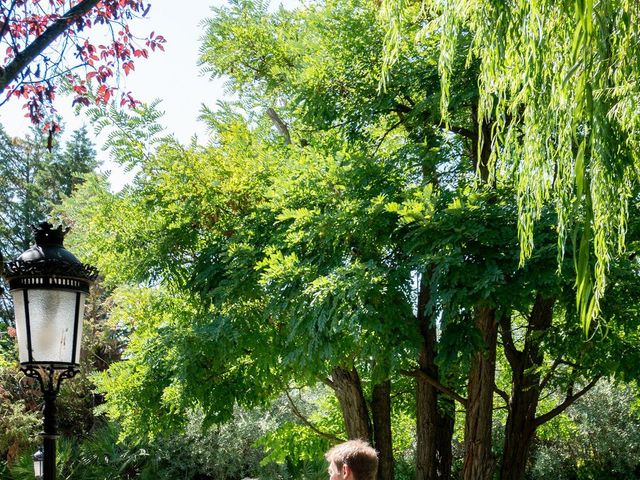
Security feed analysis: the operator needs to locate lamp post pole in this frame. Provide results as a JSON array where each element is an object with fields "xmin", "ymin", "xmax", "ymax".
[
  {"xmin": 2, "ymin": 222, "xmax": 97, "ymax": 480},
  {"xmin": 42, "ymin": 382, "xmax": 57, "ymax": 480}
]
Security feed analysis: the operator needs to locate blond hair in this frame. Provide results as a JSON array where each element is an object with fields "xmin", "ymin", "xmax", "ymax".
[{"xmin": 325, "ymin": 439, "xmax": 378, "ymax": 480}]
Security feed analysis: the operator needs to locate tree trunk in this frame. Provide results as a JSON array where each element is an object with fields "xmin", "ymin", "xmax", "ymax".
[
  {"xmin": 416, "ymin": 365, "xmax": 438, "ymax": 480},
  {"xmin": 500, "ymin": 295, "xmax": 555, "ymax": 480},
  {"xmin": 372, "ymin": 381, "xmax": 394, "ymax": 480},
  {"xmin": 462, "ymin": 306, "xmax": 497, "ymax": 480},
  {"xmin": 416, "ymin": 274, "xmax": 454, "ymax": 480},
  {"xmin": 436, "ymin": 397, "xmax": 455, "ymax": 478},
  {"xmin": 416, "ymin": 275, "xmax": 438, "ymax": 480},
  {"xmin": 469, "ymin": 105, "xmax": 493, "ymax": 184},
  {"xmin": 330, "ymin": 366, "xmax": 372, "ymax": 441}
]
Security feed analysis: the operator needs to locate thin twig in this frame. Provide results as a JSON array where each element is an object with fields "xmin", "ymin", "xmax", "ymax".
[
  {"xmin": 538, "ymin": 357, "xmax": 562, "ymax": 392},
  {"xmin": 285, "ymin": 391, "xmax": 345, "ymax": 443},
  {"xmin": 373, "ymin": 119, "xmax": 402, "ymax": 155}
]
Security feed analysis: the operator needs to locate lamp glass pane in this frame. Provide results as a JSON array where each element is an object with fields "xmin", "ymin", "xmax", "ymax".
[
  {"xmin": 13, "ymin": 289, "xmax": 85, "ymax": 365},
  {"xmin": 11, "ymin": 291, "xmax": 29, "ymax": 364}
]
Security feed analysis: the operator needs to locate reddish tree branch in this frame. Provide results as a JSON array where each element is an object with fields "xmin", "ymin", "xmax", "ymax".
[{"xmin": 0, "ymin": 0, "xmax": 101, "ymax": 91}]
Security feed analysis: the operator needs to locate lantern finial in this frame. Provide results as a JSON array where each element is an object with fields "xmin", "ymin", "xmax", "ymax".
[{"xmin": 32, "ymin": 222, "xmax": 68, "ymax": 247}]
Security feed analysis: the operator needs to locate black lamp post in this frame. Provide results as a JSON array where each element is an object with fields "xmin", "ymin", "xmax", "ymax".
[{"xmin": 3, "ymin": 222, "xmax": 97, "ymax": 480}]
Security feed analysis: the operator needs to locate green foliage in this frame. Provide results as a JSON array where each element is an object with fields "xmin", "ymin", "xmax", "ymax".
[
  {"xmin": 64, "ymin": 76, "xmax": 432, "ymax": 441},
  {"xmin": 85, "ymin": 100, "xmax": 169, "ymax": 169},
  {"xmin": 167, "ymin": 406, "xmax": 290, "ymax": 480},
  {"xmin": 3, "ymin": 402, "xmax": 298, "ymax": 480},
  {"xmin": 57, "ymin": 1, "xmax": 640, "ymax": 479},
  {"xmin": 0, "ymin": 322, "xmax": 42, "ymax": 469},
  {"xmin": 531, "ymin": 381, "xmax": 640, "ymax": 480},
  {"xmin": 6, "ymin": 425, "xmax": 147, "ymax": 480},
  {"xmin": 4, "ymin": 445, "xmax": 36, "ymax": 480},
  {"xmin": 0, "ymin": 124, "xmax": 99, "ymax": 255},
  {"xmin": 258, "ymin": 389, "xmax": 340, "ymax": 468},
  {"xmin": 381, "ymin": 0, "xmax": 640, "ymax": 329},
  {"xmin": 0, "ymin": 400, "xmax": 39, "ymax": 468}
]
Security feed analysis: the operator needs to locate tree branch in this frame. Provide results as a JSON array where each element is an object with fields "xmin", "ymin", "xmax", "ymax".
[
  {"xmin": 534, "ymin": 377, "xmax": 600, "ymax": 428},
  {"xmin": 401, "ymin": 94, "xmax": 415, "ymax": 107},
  {"xmin": 447, "ymin": 125, "xmax": 475, "ymax": 140},
  {"xmin": 286, "ymin": 391, "xmax": 345, "ymax": 443},
  {"xmin": 401, "ymin": 369, "xmax": 467, "ymax": 407},
  {"xmin": 557, "ymin": 359, "xmax": 581, "ymax": 369},
  {"xmin": 266, "ymin": 107, "xmax": 291, "ymax": 145},
  {"xmin": 322, "ymin": 376, "xmax": 336, "ymax": 390},
  {"xmin": 538, "ymin": 357, "xmax": 562, "ymax": 392},
  {"xmin": 499, "ymin": 312, "xmax": 521, "ymax": 369},
  {"xmin": 373, "ymin": 119, "xmax": 402, "ymax": 155},
  {"xmin": 494, "ymin": 383, "xmax": 510, "ymax": 405},
  {"xmin": 390, "ymin": 102, "xmax": 412, "ymax": 114},
  {"xmin": 0, "ymin": 0, "xmax": 101, "ymax": 91}
]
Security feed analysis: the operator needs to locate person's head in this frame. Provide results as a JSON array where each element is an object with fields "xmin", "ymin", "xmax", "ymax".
[{"xmin": 325, "ymin": 439, "xmax": 378, "ymax": 480}]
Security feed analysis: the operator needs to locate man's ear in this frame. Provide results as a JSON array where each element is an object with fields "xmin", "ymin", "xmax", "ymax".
[{"xmin": 342, "ymin": 464, "xmax": 353, "ymax": 480}]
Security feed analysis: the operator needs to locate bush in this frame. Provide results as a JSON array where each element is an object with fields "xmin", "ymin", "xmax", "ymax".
[{"xmin": 530, "ymin": 380, "xmax": 640, "ymax": 480}]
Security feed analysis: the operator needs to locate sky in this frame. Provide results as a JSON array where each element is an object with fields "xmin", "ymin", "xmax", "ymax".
[{"xmin": 0, "ymin": 0, "xmax": 237, "ymax": 189}]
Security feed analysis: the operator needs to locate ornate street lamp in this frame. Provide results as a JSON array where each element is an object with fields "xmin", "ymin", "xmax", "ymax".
[
  {"xmin": 3, "ymin": 222, "xmax": 97, "ymax": 480},
  {"xmin": 33, "ymin": 448, "xmax": 43, "ymax": 480}
]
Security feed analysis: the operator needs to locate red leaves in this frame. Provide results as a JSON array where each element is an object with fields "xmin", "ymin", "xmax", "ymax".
[
  {"xmin": 14, "ymin": 82, "xmax": 57, "ymax": 123},
  {"xmin": 77, "ymin": 40, "xmax": 99, "ymax": 65},
  {"xmin": 96, "ymin": 83, "xmax": 114, "ymax": 103},
  {"xmin": 25, "ymin": 14, "xmax": 51, "ymax": 36},
  {"xmin": 123, "ymin": 60, "xmax": 134, "ymax": 75},
  {"xmin": 73, "ymin": 96, "xmax": 91, "ymax": 107},
  {"xmin": 96, "ymin": 65, "xmax": 113, "ymax": 82},
  {"xmin": 1, "ymin": 0, "xmax": 164, "ymax": 125},
  {"xmin": 146, "ymin": 30, "xmax": 165, "ymax": 52},
  {"xmin": 119, "ymin": 90, "xmax": 141, "ymax": 108},
  {"xmin": 71, "ymin": 81, "xmax": 90, "ymax": 106},
  {"xmin": 72, "ymin": 83, "xmax": 88, "ymax": 95},
  {"xmin": 133, "ymin": 48, "xmax": 148, "ymax": 59},
  {"xmin": 43, "ymin": 122, "xmax": 61, "ymax": 134}
]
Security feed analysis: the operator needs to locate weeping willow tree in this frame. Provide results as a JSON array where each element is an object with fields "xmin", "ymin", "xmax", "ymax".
[{"xmin": 381, "ymin": 0, "xmax": 640, "ymax": 331}]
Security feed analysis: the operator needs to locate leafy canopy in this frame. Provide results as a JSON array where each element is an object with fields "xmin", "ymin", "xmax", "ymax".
[{"xmin": 381, "ymin": 0, "xmax": 640, "ymax": 330}]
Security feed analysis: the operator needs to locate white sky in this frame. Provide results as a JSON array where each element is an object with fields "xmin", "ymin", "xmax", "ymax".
[{"xmin": 0, "ymin": 0, "xmax": 287, "ymax": 190}]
